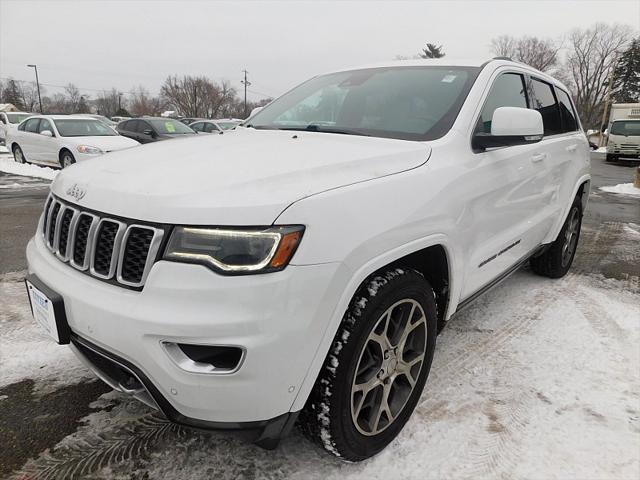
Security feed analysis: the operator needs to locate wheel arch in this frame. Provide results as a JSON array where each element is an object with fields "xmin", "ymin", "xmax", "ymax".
[
  {"xmin": 543, "ymin": 175, "xmax": 591, "ymax": 245},
  {"xmin": 290, "ymin": 234, "xmax": 458, "ymax": 413},
  {"xmin": 59, "ymin": 147, "xmax": 73, "ymax": 162}
]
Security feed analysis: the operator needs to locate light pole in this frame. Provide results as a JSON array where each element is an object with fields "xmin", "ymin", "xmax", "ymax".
[
  {"xmin": 26, "ymin": 64, "xmax": 43, "ymax": 113},
  {"xmin": 241, "ymin": 70, "xmax": 251, "ymax": 118}
]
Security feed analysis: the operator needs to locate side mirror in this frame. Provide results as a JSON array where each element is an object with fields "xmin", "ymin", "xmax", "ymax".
[
  {"xmin": 143, "ymin": 129, "xmax": 154, "ymax": 137},
  {"xmin": 249, "ymin": 106, "xmax": 263, "ymax": 118},
  {"xmin": 40, "ymin": 130, "xmax": 53, "ymax": 137},
  {"xmin": 472, "ymin": 107, "xmax": 543, "ymax": 150},
  {"xmin": 218, "ymin": 130, "xmax": 224, "ymax": 135}
]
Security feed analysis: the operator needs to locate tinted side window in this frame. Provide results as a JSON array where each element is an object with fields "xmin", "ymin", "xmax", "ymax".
[
  {"xmin": 24, "ymin": 118, "xmax": 41, "ymax": 133},
  {"xmin": 555, "ymin": 88, "xmax": 578, "ymax": 132},
  {"xmin": 127, "ymin": 120, "xmax": 141, "ymax": 132},
  {"xmin": 204, "ymin": 122, "xmax": 219, "ymax": 133},
  {"xmin": 530, "ymin": 79, "xmax": 562, "ymax": 136},
  {"xmin": 476, "ymin": 73, "xmax": 528, "ymax": 134},
  {"xmin": 0, "ymin": 115, "xmax": 6, "ymax": 125},
  {"xmin": 139, "ymin": 121, "xmax": 152, "ymax": 134},
  {"xmin": 191, "ymin": 122, "xmax": 204, "ymax": 132}
]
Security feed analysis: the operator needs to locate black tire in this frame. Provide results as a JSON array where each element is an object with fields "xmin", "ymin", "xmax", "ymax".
[
  {"xmin": 606, "ymin": 153, "xmax": 617, "ymax": 162},
  {"xmin": 530, "ymin": 195, "xmax": 583, "ymax": 278},
  {"xmin": 299, "ymin": 268, "xmax": 437, "ymax": 461},
  {"xmin": 60, "ymin": 150, "xmax": 76, "ymax": 168},
  {"xmin": 13, "ymin": 145, "xmax": 26, "ymax": 164}
]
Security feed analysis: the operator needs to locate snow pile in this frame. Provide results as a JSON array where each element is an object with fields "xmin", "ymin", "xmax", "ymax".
[
  {"xmin": 599, "ymin": 183, "xmax": 640, "ymax": 196},
  {"xmin": 0, "ymin": 157, "xmax": 58, "ymax": 180},
  {"xmin": 595, "ymin": 147, "xmax": 607, "ymax": 153},
  {"xmin": 0, "ymin": 145, "xmax": 9, "ymax": 154}
]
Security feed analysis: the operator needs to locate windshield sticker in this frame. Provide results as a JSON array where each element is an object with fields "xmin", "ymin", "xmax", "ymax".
[
  {"xmin": 165, "ymin": 122, "xmax": 176, "ymax": 133},
  {"xmin": 441, "ymin": 74, "xmax": 457, "ymax": 83}
]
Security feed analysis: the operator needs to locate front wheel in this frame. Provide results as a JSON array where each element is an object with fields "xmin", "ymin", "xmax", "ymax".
[
  {"xmin": 606, "ymin": 153, "xmax": 617, "ymax": 162},
  {"xmin": 299, "ymin": 268, "xmax": 437, "ymax": 461},
  {"xmin": 60, "ymin": 150, "xmax": 76, "ymax": 168},
  {"xmin": 530, "ymin": 195, "xmax": 583, "ymax": 278}
]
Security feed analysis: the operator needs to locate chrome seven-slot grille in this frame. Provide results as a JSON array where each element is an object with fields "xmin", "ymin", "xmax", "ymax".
[{"xmin": 41, "ymin": 195, "xmax": 165, "ymax": 289}]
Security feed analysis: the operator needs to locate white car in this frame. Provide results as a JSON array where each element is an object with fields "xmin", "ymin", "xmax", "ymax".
[
  {"xmin": 188, "ymin": 120, "xmax": 226, "ymax": 134},
  {"xmin": 25, "ymin": 58, "xmax": 590, "ymax": 460},
  {"xmin": 0, "ymin": 111, "xmax": 34, "ymax": 144},
  {"xmin": 7, "ymin": 115, "xmax": 139, "ymax": 168}
]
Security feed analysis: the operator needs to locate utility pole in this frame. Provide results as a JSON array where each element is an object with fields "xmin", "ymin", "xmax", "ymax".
[
  {"xmin": 241, "ymin": 69, "xmax": 251, "ymax": 118},
  {"xmin": 599, "ymin": 52, "xmax": 619, "ymax": 147},
  {"xmin": 118, "ymin": 92, "xmax": 123, "ymax": 112},
  {"xmin": 26, "ymin": 64, "xmax": 43, "ymax": 113}
]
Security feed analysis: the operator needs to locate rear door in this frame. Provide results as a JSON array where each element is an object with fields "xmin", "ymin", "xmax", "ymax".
[
  {"xmin": 137, "ymin": 120, "xmax": 155, "ymax": 143},
  {"xmin": 527, "ymin": 78, "xmax": 580, "ymax": 244}
]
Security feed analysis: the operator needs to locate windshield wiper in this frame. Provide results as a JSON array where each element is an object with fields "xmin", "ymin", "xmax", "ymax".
[{"xmin": 274, "ymin": 124, "xmax": 369, "ymax": 137}]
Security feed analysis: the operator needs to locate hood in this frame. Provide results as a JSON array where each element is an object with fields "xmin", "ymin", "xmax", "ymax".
[
  {"xmin": 52, "ymin": 128, "xmax": 430, "ymax": 225},
  {"xmin": 65, "ymin": 135, "xmax": 139, "ymax": 152}
]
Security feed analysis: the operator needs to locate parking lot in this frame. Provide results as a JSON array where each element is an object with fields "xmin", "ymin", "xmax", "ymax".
[{"xmin": 0, "ymin": 151, "xmax": 639, "ymax": 479}]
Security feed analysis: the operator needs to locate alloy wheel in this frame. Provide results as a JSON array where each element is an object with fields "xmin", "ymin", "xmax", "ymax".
[
  {"xmin": 351, "ymin": 298, "xmax": 428, "ymax": 436},
  {"xmin": 561, "ymin": 207, "xmax": 580, "ymax": 267}
]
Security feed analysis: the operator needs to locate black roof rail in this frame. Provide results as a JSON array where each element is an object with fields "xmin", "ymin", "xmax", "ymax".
[{"xmin": 492, "ymin": 56, "xmax": 512, "ymax": 61}]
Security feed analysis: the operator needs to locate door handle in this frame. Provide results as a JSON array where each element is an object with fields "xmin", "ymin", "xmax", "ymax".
[
  {"xmin": 531, "ymin": 153, "xmax": 547, "ymax": 163},
  {"xmin": 566, "ymin": 144, "xmax": 578, "ymax": 152}
]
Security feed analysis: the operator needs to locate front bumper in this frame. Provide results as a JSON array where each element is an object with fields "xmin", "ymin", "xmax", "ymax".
[{"xmin": 26, "ymin": 233, "xmax": 345, "ymax": 425}]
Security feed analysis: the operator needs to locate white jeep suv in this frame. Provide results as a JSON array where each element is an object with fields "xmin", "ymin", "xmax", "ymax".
[{"xmin": 25, "ymin": 58, "xmax": 590, "ymax": 461}]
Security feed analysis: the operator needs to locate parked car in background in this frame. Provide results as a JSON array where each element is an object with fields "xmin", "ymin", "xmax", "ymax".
[
  {"xmin": 189, "ymin": 119, "xmax": 225, "ymax": 134},
  {"xmin": 111, "ymin": 116, "xmax": 131, "ymax": 124},
  {"xmin": 214, "ymin": 118, "xmax": 243, "ymax": 130},
  {"xmin": 0, "ymin": 111, "xmax": 35, "ymax": 144},
  {"xmin": 178, "ymin": 117, "xmax": 201, "ymax": 125},
  {"xmin": 7, "ymin": 115, "xmax": 139, "ymax": 168},
  {"xmin": 25, "ymin": 58, "xmax": 589, "ymax": 460},
  {"xmin": 77, "ymin": 114, "xmax": 118, "ymax": 130},
  {"xmin": 117, "ymin": 117, "xmax": 196, "ymax": 143}
]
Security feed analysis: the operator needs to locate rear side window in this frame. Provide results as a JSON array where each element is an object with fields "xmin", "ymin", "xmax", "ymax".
[
  {"xmin": 555, "ymin": 88, "xmax": 578, "ymax": 132},
  {"xmin": 191, "ymin": 122, "xmax": 204, "ymax": 132},
  {"xmin": 126, "ymin": 120, "xmax": 141, "ymax": 132},
  {"xmin": 24, "ymin": 118, "xmax": 41, "ymax": 133},
  {"xmin": 475, "ymin": 73, "xmax": 528, "ymax": 134},
  {"xmin": 530, "ymin": 79, "xmax": 562, "ymax": 136},
  {"xmin": 204, "ymin": 122, "xmax": 220, "ymax": 133}
]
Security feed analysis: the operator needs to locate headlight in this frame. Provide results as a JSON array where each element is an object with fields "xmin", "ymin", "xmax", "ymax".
[
  {"xmin": 163, "ymin": 225, "xmax": 304, "ymax": 274},
  {"xmin": 77, "ymin": 145, "xmax": 103, "ymax": 154}
]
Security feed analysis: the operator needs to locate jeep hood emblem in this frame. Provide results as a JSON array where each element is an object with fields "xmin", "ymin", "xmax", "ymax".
[{"xmin": 66, "ymin": 184, "xmax": 87, "ymax": 201}]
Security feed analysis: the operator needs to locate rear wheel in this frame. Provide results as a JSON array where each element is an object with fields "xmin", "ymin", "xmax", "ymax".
[
  {"xmin": 530, "ymin": 195, "xmax": 582, "ymax": 278},
  {"xmin": 299, "ymin": 268, "xmax": 437, "ymax": 461},
  {"xmin": 60, "ymin": 150, "xmax": 76, "ymax": 168},
  {"xmin": 13, "ymin": 145, "xmax": 26, "ymax": 164}
]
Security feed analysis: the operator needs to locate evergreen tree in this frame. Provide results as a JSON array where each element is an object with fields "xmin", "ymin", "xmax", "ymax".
[
  {"xmin": 2, "ymin": 79, "xmax": 25, "ymax": 110},
  {"xmin": 613, "ymin": 38, "xmax": 640, "ymax": 103},
  {"xmin": 419, "ymin": 43, "xmax": 445, "ymax": 59}
]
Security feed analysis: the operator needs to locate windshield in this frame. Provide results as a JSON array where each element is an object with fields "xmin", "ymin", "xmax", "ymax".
[
  {"xmin": 54, "ymin": 119, "xmax": 118, "ymax": 137},
  {"xmin": 7, "ymin": 113, "xmax": 33, "ymax": 124},
  {"xmin": 148, "ymin": 119, "xmax": 195, "ymax": 134},
  {"xmin": 611, "ymin": 120, "xmax": 640, "ymax": 136},
  {"xmin": 217, "ymin": 122, "xmax": 238, "ymax": 130},
  {"xmin": 248, "ymin": 66, "xmax": 480, "ymax": 141}
]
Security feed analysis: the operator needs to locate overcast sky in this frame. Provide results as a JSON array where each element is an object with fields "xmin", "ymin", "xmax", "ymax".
[{"xmin": 1, "ymin": 0, "xmax": 638, "ymax": 102}]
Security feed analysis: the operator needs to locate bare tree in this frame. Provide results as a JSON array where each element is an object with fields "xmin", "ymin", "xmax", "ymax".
[
  {"xmin": 95, "ymin": 88, "xmax": 123, "ymax": 117},
  {"xmin": 562, "ymin": 23, "xmax": 633, "ymax": 129},
  {"xmin": 19, "ymin": 81, "xmax": 43, "ymax": 112},
  {"xmin": 491, "ymin": 35, "xmax": 561, "ymax": 71}
]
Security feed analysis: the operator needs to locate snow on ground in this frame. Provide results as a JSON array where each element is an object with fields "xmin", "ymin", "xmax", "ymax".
[
  {"xmin": 2, "ymin": 225, "xmax": 639, "ymax": 479},
  {"xmin": 600, "ymin": 183, "xmax": 640, "ymax": 197},
  {"xmin": 0, "ymin": 145, "xmax": 9, "ymax": 154},
  {"xmin": 595, "ymin": 147, "xmax": 607, "ymax": 153},
  {"xmin": 0, "ymin": 157, "xmax": 58, "ymax": 181}
]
